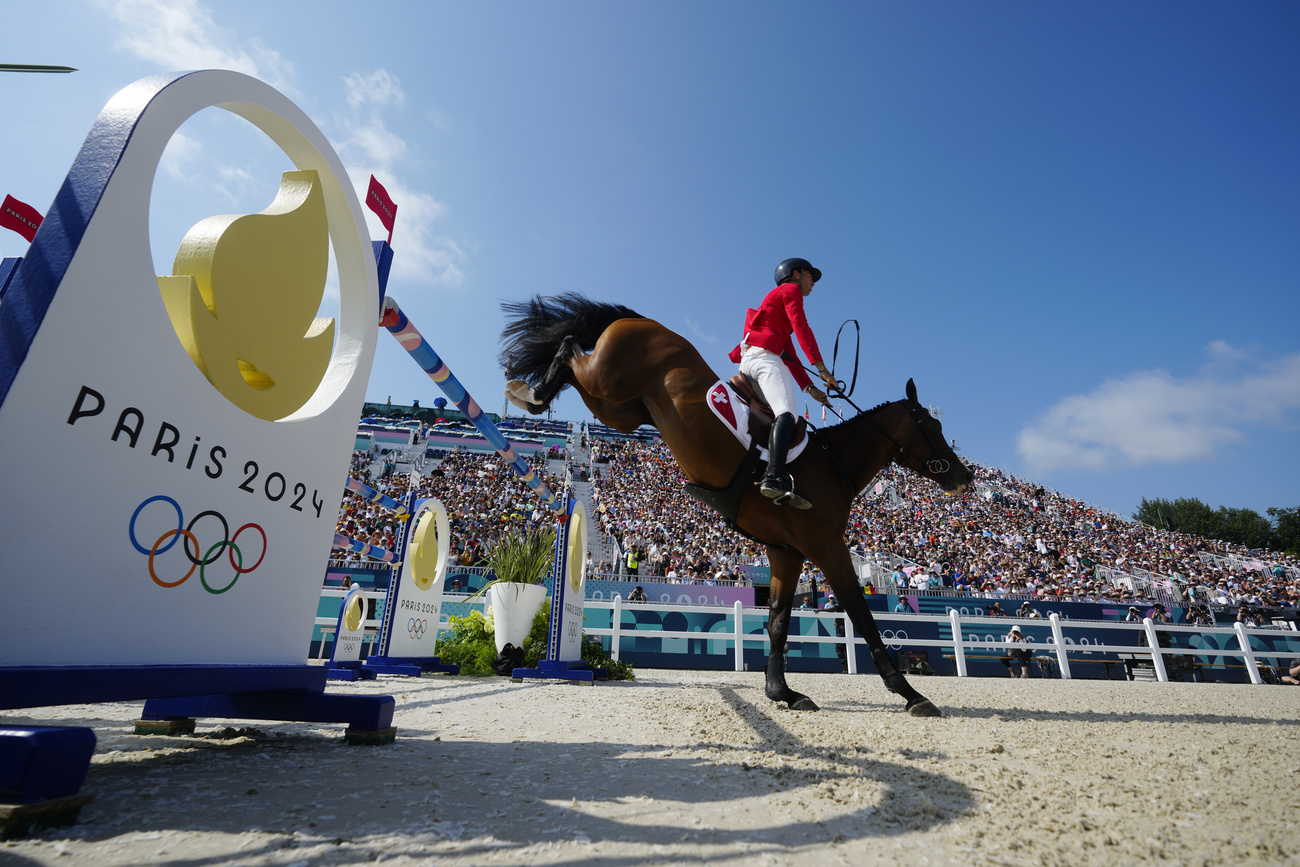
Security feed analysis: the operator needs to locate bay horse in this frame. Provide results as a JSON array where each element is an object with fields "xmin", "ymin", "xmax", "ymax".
[{"xmin": 499, "ymin": 293, "xmax": 973, "ymax": 716}]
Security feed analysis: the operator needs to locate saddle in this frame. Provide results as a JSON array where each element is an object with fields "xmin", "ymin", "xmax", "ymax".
[
  {"xmin": 729, "ymin": 375, "xmax": 807, "ymax": 448},
  {"xmin": 682, "ymin": 376, "xmax": 812, "ymax": 545}
]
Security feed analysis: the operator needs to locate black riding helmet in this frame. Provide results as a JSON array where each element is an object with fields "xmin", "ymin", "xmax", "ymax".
[{"xmin": 775, "ymin": 257, "xmax": 822, "ymax": 286}]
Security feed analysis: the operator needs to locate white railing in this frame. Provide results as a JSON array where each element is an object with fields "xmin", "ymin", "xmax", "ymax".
[{"xmin": 580, "ymin": 597, "xmax": 1297, "ymax": 683}]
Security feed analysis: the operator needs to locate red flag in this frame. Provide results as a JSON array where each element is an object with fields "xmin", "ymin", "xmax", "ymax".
[
  {"xmin": 366, "ymin": 175, "xmax": 397, "ymax": 243},
  {"xmin": 1, "ymin": 195, "xmax": 42, "ymax": 242}
]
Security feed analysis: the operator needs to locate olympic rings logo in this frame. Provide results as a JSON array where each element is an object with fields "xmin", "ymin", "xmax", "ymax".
[
  {"xmin": 129, "ymin": 495, "xmax": 267, "ymax": 594},
  {"xmin": 407, "ymin": 618, "xmax": 428, "ymax": 639},
  {"xmin": 880, "ymin": 628, "xmax": 908, "ymax": 651}
]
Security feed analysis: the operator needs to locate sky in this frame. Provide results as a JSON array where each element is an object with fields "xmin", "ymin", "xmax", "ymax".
[{"xmin": 2, "ymin": 1, "xmax": 1297, "ymax": 522}]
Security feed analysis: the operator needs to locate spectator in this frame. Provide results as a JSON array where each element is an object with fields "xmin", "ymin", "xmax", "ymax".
[{"xmin": 1000, "ymin": 625, "xmax": 1032, "ymax": 678}]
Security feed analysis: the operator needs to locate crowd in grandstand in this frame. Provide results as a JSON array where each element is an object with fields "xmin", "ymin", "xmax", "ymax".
[
  {"xmin": 337, "ymin": 425, "xmax": 1299, "ymax": 613},
  {"xmin": 338, "ymin": 446, "xmax": 560, "ymax": 568}
]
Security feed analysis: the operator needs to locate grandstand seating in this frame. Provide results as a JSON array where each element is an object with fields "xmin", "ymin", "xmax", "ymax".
[{"xmin": 335, "ymin": 416, "xmax": 1299, "ymax": 623}]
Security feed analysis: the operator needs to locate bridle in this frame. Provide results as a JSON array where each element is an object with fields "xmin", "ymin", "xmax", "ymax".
[
  {"xmin": 855, "ymin": 398, "xmax": 953, "ymax": 476},
  {"xmin": 794, "ymin": 323, "xmax": 956, "ymax": 479},
  {"xmin": 806, "ymin": 393, "xmax": 955, "ymax": 499}
]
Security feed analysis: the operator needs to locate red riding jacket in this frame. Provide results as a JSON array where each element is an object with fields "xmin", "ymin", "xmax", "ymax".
[{"xmin": 728, "ymin": 281, "xmax": 824, "ymax": 391}]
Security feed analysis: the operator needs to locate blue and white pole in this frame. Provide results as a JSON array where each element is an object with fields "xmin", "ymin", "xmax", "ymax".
[{"xmin": 379, "ymin": 295, "xmax": 563, "ymax": 516}]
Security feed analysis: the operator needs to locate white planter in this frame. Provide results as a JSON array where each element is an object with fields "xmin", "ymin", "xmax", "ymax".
[{"xmin": 486, "ymin": 583, "xmax": 548, "ymax": 654}]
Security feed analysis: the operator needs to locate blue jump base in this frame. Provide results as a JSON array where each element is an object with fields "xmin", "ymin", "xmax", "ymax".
[
  {"xmin": 512, "ymin": 659, "xmax": 608, "ymax": 683},
  {"xmin": 0, "ymin": 664, "xmax": 328, "ymax": 710},
  {"xmin": 363, "ymin": 655, "xmax": 460, "ymax": 676}
]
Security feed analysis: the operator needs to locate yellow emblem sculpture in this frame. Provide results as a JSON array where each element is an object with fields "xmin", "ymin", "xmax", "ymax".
[{"xmin": 158, "ymin": 169, "xmax": 335, "ymax": 420}]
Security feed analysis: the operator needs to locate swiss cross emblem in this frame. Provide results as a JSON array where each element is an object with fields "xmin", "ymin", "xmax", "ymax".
[{"xmin": 709, "ymin": 383, "xmax": 737, "ymax": 428}]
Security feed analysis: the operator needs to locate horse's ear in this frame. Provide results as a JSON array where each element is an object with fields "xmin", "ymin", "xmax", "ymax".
[{"xmin": 906, "ymin": 378, "xmax": 918, "ymax": 404}]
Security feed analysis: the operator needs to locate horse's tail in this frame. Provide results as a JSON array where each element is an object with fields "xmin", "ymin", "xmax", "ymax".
[{"xmin": 498, "ymin": 292, "xmax": 644, "ymax": 388}]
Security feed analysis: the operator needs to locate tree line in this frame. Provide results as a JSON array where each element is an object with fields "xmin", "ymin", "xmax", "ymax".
[{"xmin": 1134, "ymin": 498, "xmax": 1299, "ymax": 554}]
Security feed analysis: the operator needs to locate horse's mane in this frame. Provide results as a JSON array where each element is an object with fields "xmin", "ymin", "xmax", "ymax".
[
  {"xmin": 820, "ymin": 399, "xmax": 899, "ymax": 435},
  {"xmin": 499, "ymin": 292, "xmax": 644, "ymax": 386}
]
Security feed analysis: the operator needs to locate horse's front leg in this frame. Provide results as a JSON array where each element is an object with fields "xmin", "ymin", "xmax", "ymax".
[
  {"xmin": 764, "ymin": 547, "xmax": 818, "ymax": 711},
  {"xmin": 816, "ymin": 548, "xmax": 942, "ymax": 717}
]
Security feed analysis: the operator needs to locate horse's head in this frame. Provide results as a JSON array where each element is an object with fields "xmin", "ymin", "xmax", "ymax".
[{"xmin": 895, "ymin": 379, "xmax": 974, "ymax": 495}]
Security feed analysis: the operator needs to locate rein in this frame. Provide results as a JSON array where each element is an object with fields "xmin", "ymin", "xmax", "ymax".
[
  {"xmin": 815, "ymin": 397, "xmax": 953, "ymax": 479},
  {"xmin": 788, "ymin": 318, "xmax": 954, "ymax": 476}
]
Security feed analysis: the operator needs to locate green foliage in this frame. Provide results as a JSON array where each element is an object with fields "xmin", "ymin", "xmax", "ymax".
[
  {"xmin": 1268, "ymin": 507, "xmax": 1300, "ymax": 555},
  {"xmin": 435, "ymin": 605, "xmax": 635, "ymax": 681},
  {"xmin": 434, "ymin": 610, "xmax": 499, "ymax": 676},
  {"xmin": 1136, "ymin": 496, "xmax": 1298, "ymax": 552},
  {"xmin": 1219, "ymin": 506, "xmax": 1274, "ymax": 550},
  {"xmin": 582, "ymin": 635, "xmax": 635, "ymax": 681},
  {"xmin": 484, "ymin": 524, "xmax": 557, "ymax": 586}
]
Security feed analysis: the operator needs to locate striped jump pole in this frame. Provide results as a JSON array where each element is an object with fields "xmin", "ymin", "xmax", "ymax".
[
  {"xmin": 332, "ymin": 533, "xmax": 398, "ymax": 563},
  {"xmin": 379, "ymin": 295, "xmax": 563, "ymax": 515},
  {"xmin": 344, "ymin": 476, "xmax": 410, "ymax": 519}
]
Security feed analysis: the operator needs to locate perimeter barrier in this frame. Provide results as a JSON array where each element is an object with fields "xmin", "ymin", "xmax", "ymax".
[{"xmin": 578, "ymin": 600, "xmax": 1299, "ymax": 683}]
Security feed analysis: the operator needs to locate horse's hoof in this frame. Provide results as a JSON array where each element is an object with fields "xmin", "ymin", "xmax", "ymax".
[
  {"xmin": 505, "ymin": 379, "xmax": 534, "ymax": 400},
  {"xmin": 504, "ymin": 389, "xmax": 534, "ymax": 412},
  {"xmin": 790, "ymin": 697, "xmax": 820, "ymax": 712},
  {"xmin": 906, "ymin": 699, "xmax": 943, "ymax": 718},
  {"xmin": 504, "ymin": 380, "xmax": 545, "ymax": 413},
  {"xmin": 504, "ymin": 386, "xmax": 546, "ymax": 415}
]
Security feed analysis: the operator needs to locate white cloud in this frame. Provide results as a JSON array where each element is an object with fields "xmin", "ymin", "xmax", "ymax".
[
  {"xmin": 344, "ymin": 70, "xmax": 406, "ymax": 110},
  {"xmin": 97, "ymin": 0, "xmax": 295, "ymax": 94},
  {"xmin": 1207, "ymin": 339, "xmax": 1247, "ymax": 362},
  {"xmin": 683, "ymin": 316, "xmax": 716, "ymax": 346},
  {"xmin": 333, "ymin": 69, "xmax": 465, "ymax": 288},
  {"xmin": 1016, "ymin": 348, "xmax": 1300, "ymax": 475}
]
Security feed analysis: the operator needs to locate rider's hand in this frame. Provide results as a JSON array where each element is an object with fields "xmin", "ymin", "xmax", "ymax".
[
  {"xmin": 807, "ymin": 386, "xmax": 830, "ymax": 407},
  {"xmin": 819, "ymin": 369, "xmax": 840, "ymax": 394}
]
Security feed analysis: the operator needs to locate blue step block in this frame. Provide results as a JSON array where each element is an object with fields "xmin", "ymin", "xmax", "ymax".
[{"xmin": 0, "ymin": 727, "xmax": 97, "ymax": 804}]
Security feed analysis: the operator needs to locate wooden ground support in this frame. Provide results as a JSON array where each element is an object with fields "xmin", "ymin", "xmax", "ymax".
[
  {"xmin": 132, "ymin": 717, "xmax": 196, "ymax": 736},
  {"xmin": 343, "ymin": 726, "xmax": 397, "ymax": 746},
  {"xmin": 0, "ymin": 793, "xmax": 95, "ymax": 841}
]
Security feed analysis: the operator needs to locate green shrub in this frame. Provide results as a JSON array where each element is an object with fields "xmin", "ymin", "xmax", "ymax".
[
  {"xmin": 435, "ymin": 606, "xmax": 634, "ymax": 681},
  {"xmin": 434, "ymin": 610, "xmax": 499, "ymax": 676}
]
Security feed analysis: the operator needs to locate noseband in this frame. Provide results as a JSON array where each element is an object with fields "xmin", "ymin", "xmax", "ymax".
[{"xmin": 861, "ymin": 402, "xmax": 952, "ymax": 476}]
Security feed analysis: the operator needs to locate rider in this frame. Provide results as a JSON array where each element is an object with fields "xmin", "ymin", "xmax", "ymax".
[{"xmin": 728, "ymin": 257, "xmax": 838, "ymax": 509}]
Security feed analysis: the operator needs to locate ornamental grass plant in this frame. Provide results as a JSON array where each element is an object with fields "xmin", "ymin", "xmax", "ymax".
[{"xmin": 482, "ymin": 524, "xmax": 557, "ymax": 588}]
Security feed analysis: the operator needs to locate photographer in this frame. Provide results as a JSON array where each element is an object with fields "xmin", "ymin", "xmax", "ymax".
[{"xmin": 1000, "ymin": 625, "xmax": 1033, "ymax": 678}]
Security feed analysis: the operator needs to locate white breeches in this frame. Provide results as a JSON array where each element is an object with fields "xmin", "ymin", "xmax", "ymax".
[{"xmin": 738, "ymin": 345, "xmax": 797, "ymax": 418}]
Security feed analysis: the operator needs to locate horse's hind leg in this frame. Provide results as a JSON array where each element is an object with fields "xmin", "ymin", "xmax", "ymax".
[
  {"xmin": 505, "ymin": 335, "xmax": 583, "ymax": 414},
  {"xmin": 763, "ymin": 547, "xmax": 819, "ymax": 711}
]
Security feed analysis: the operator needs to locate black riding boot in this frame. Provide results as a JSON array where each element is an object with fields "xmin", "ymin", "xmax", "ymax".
[{"xmin": 760, "ymin": 412, "xmax": 811, "ymax": 509}]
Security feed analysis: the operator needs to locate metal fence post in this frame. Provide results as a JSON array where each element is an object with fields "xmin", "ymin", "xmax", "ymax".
[
  {"xmin": 733, "ymin": 601, "xmax": 744, "ymax": 672},
  {"xmin": 1233, "ymin": 622, "xmax": 1263, "ymax": 684},
  {"xmin": 1142, "ymin": 618, "xmax": 1169, "ymax": 682},
  {"xmin": 844, "ymin": 611, "xmax": 858, "ymax": 675},
  {"xmin": 949, "ymin": 609, "xmax": 968, "ymax": 677},
  {"xmin": 1048, "ymin": 613, "xmax": 1072, "ymax": 680},
  {"xmin": 611, "ymin": 594, "xmax": 623, "ymax": 662}
]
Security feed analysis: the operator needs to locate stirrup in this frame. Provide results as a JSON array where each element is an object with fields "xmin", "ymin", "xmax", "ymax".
[
  {"xmin": 781, "ymin": 489, "xmax": 812, "ymax": 510},
  {"xmin": 760, "ymin": 474, "xmax": 790, "ymax": 499},
  {"xmin": 761, "ymin": 475, "xmax": 811, "ymax": 509}
]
